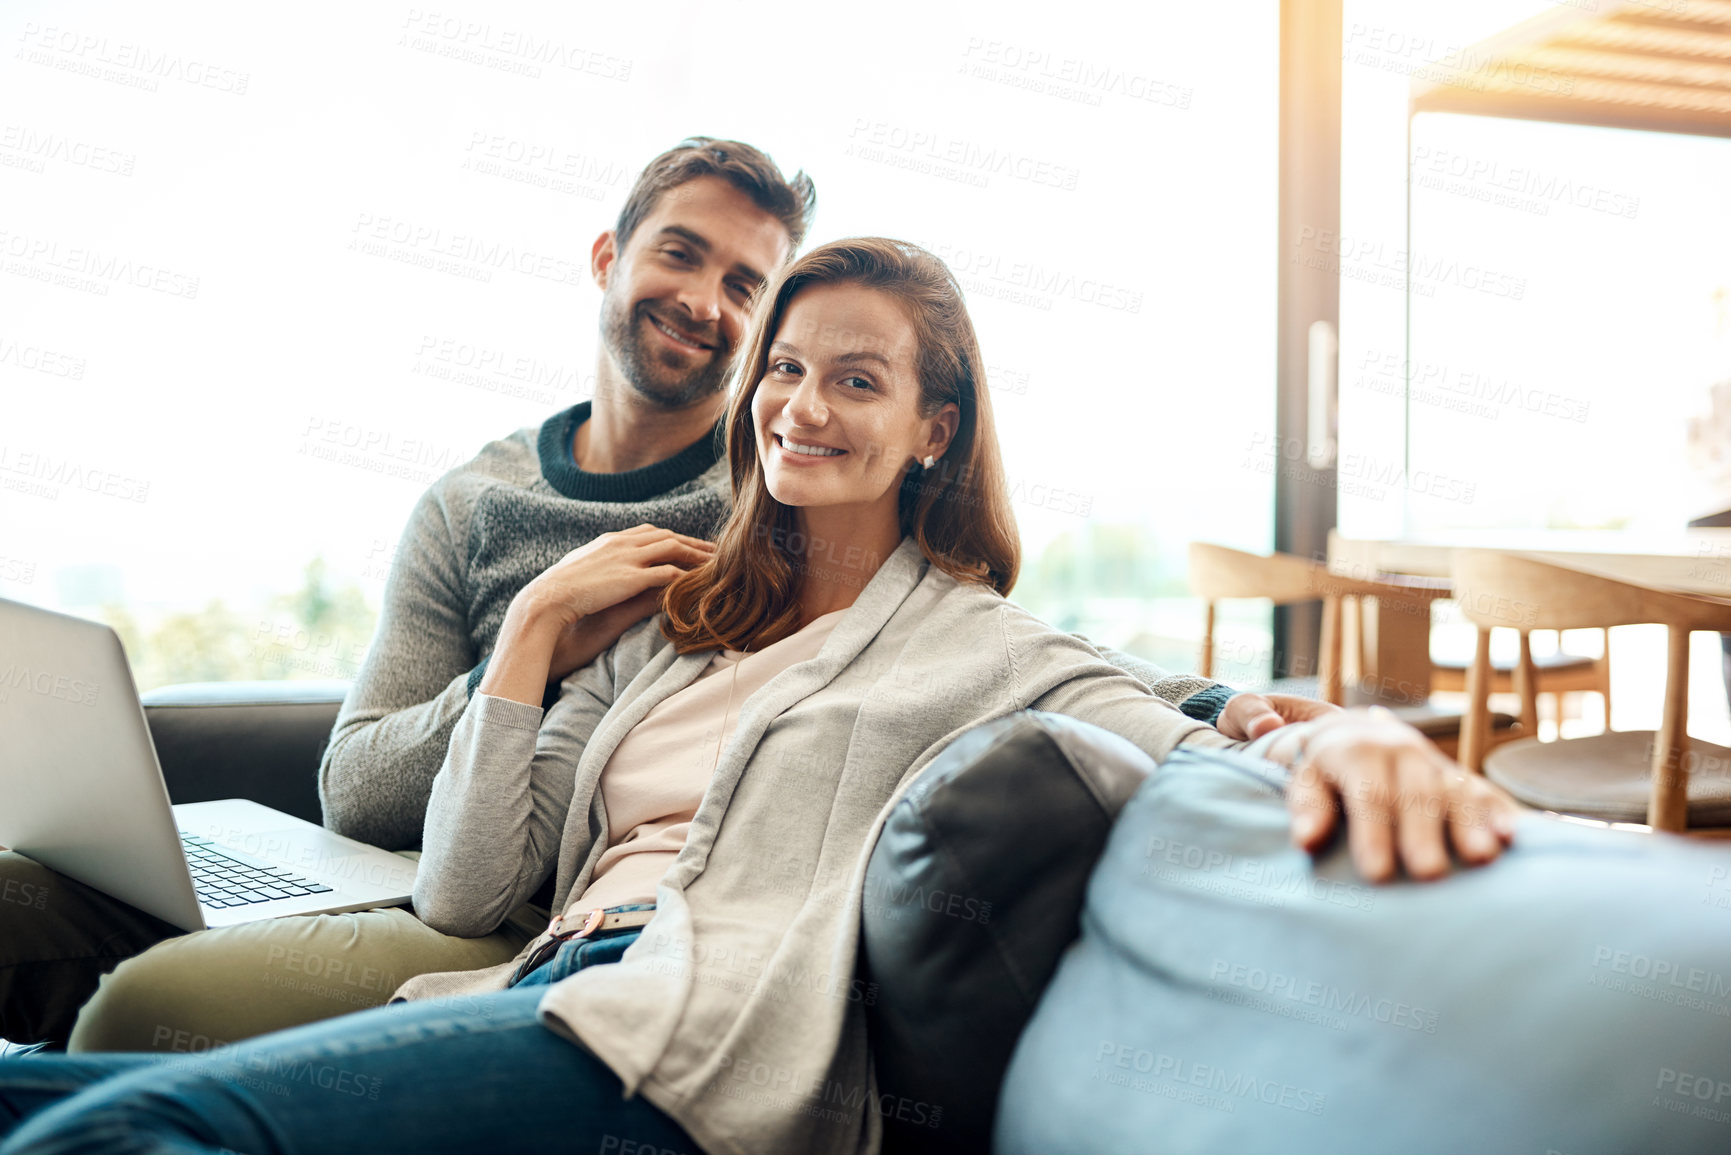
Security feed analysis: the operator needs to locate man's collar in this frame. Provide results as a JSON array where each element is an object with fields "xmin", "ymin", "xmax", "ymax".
[{"xmin": 536, "ymin": 402, "xmax": 725, "ymax": 503}]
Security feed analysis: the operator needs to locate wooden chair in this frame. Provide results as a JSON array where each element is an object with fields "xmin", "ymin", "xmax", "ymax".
[
  {"xmin": 1430, "ymin": 630, "xmax": 1610, "ymax": 738},
  {"xmin": 1189, "ymin": 544, "xmax": 1522, "ymax": 758},
  {"xmin": 1454, "ymin": 550, "xmax": 1731, "ymax": 833},
  {"xmin": 1190, "ymin": 543, "xmax": 1453, "ymax": 705}
]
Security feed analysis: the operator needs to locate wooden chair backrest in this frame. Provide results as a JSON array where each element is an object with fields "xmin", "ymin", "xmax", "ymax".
[
  {"xmin": 1452, "ymin": 551, "xmax": 1731, "ymax": 633},
  {"xmin": 1188, "ymin": 543, "xmax": 1450, "ymax": 702},
  {"xmin": 1188, "ymin": 543, "xmax": 1451, "ymax": 606},
  {"xmin": 1187, "ymin": 543, "xmax": 1328, "ymax": 604}
]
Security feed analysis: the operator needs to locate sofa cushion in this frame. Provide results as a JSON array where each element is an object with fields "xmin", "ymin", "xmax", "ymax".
[
  {"xmin": 860, "ymin": 711, "xmax": 1156, "ymax": 1155},
  {"xmin": 997, "ymin": 745, "xmax": 1731, "ymax": 1155}
]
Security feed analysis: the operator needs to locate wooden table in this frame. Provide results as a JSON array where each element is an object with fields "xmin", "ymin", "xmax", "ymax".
[{"xmin": 1326, "ymin": 529, "xmax": 1731, "ymax": 707}]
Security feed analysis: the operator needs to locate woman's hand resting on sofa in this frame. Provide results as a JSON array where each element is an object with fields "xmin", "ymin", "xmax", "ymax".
[{"xmin": 1259, "ymin": 707, "xmax": 1522, "ymax": 883}]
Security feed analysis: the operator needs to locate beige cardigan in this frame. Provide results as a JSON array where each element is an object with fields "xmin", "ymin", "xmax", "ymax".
[{"xmin": 397, "ymin": 538, "xmax": 1240, "ymax": 1155}]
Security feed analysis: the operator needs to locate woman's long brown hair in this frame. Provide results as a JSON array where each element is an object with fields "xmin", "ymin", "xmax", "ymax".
[{"xmin": 661, "ymin": 237, "xmax": 1019, "ymax": 654}]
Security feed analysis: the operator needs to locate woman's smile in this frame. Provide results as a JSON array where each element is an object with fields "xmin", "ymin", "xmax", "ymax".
[{"xmin": 772, "ymin": 434, "xmax": 847, "ymax": 463}]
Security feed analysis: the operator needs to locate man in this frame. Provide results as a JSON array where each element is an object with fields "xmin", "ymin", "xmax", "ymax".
[{"xmin": 0, "ymin": 137, "xmax": 1323, "ymax": 1053}]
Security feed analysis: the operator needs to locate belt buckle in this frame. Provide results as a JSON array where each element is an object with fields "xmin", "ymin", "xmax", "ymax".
[
  {"xmin": 516, "ymin": 908, "xmax": 606, "ymax": 984},
  {"xmin": 547, "ymin": 907, "xmax": 606, "ymax": 942}
]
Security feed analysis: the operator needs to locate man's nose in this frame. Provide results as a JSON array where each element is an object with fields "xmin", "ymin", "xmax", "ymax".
[{"xmin": 675, "ymin": 275, "xmax": 723, "ymax": 326}]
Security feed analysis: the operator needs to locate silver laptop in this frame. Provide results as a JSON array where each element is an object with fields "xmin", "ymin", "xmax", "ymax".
[{"xmin": 0, "ymin": 596, "xmax": 416, "ymax": 931}]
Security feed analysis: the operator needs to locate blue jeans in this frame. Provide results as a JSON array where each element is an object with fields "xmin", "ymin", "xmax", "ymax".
[{"xmin": 0, "ymin": 913, "xmax": 694, "ymax": 1154}]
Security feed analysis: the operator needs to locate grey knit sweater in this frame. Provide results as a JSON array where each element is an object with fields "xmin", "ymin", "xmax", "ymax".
[{"xmin": 317, "ymin": 403, "xmax": 1233, "ymax": 850}]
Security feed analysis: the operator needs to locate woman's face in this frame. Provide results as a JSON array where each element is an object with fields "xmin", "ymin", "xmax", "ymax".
[{"xmin": 751, "ymin": 282, "xmax": 955, "ymax": 519}]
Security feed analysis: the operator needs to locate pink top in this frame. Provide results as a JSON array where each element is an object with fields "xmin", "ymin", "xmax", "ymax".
[{"xmin": 571, "ymin": 609, "xmax": 847, "ymax": 912}]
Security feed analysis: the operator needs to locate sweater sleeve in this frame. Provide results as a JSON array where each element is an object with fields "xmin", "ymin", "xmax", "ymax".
[
  {"xmin": 1084, "ymin": 639, "xmax": 1238, "ymax": 726},
  {"xmin": 410, "ymin": 616, "xmax": 672, "ymax": 937},
  {"xmin": 411, "ymin": 657, "xmax": 617, "ymax": 938},
  {"xmin": 317, "ymin": 483, "xmax": 480, "ymax": 850},
  {"xmin": 1008, "ymin": 609, "xmax": 1243, "ymax": 764}
]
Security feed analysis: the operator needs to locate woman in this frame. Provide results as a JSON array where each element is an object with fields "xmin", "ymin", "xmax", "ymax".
[{"xmin": 0, "ymin": 240, "xmax": 1515, "ymax": 1155}]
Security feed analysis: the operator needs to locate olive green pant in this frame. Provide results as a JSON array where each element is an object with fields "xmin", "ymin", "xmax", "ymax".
[
  {"xmin": 0, "ymin": 852, "xmax": 180, "ymax": 1047},
  {"xmin": 0, "ymin": 850, "xmax": 537, "ymax": 1053}
]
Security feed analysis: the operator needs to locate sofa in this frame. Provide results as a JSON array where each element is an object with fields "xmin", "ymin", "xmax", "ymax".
[{"xmin": 141, "ymin": 682, "xmax": 1731, "ymax": 1155}]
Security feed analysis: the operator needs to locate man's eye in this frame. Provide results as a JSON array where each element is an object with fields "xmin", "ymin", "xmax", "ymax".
[
  {"xmin": 841, "ymin": 376, "xmax": 874, "ymax": 391},
  {"xmin": 727, "ymin": 280, "xmax": 754, "ymax": 301},
  {"xmin": 664, "ymin": 247, "xmax": 693, "ymax": 263}
]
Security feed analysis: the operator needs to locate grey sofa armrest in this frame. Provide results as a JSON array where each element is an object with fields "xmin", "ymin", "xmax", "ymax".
[{"xmin": 140, "ymin": 681, "xmax": 348, "ymax": 825}]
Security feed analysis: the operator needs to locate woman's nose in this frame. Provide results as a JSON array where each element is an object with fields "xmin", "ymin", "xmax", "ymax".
[{"xmin": 785, "ymin": 377, "xmax": 827, "ymax": 426}]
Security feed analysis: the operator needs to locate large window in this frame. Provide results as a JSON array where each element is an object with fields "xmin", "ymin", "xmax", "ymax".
[
  {"xmin": 1402, "ymin": 112, "xmax": 1731, "ymax": 537},
  {"xmin": 3, "ymin": 1, "xmax": 1277, "ymax": 690},
  {"xmin": 1337, "ymin": 0, "xmax": 1731, "ymax": 740}
]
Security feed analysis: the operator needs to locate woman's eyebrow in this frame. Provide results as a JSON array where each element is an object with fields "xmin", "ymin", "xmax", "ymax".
[
  {"xmin": 768, "ymin": 342, "xmax": 892, "ymax": 369},
  {"xmin": 836, "ymin": 351, "xmax": 891, "ymax": 368}
]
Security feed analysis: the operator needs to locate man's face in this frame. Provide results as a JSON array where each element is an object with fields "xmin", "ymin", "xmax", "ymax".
[{"xmin": 594, "ymin": 175, "xmax": 793, "ymax": 410}]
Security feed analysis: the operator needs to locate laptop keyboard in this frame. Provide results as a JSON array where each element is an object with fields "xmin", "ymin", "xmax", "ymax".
[{"xmin": 179, "ymin": 834, "xmax": 333, "ymax": 908}]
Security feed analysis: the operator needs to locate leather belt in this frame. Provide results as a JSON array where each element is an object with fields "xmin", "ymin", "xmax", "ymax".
[
  {"xmin": 515, "ymin": 906, "xmax": 657, "ymax": 981},
  {"xmin": 548, "ymin": 906, "xmax": 657, "ymax": 939}
]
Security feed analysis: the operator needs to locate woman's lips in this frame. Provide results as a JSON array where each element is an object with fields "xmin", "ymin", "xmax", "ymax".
[{"xmin": 772, "ymin": 434, "xmax": 846, "ymax": 464}]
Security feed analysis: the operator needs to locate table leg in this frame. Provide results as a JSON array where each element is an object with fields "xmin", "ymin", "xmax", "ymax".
[{"xmin": 1354, "ymin": 595, "xmax": 1433, "ymax": 707}]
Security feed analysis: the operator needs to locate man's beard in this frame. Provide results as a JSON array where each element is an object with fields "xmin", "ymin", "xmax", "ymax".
[{"xmin": 600, "ymin": 292, "xmax": 732, "ymax": 410}]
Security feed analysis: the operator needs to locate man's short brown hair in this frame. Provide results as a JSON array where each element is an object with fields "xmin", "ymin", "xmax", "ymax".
[{"xmin": 614, "ymin": 137, "xmax": 817, "ymax": 254}]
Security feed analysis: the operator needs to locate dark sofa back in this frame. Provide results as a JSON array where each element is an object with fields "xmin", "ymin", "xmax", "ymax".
[
  {"xmin": 860, "ymin": 711, "xmax": 1157, "ymax": 1155},
  {"xmin": 141, "ymin": 680, "xmax": 347, "ymax": 824}
]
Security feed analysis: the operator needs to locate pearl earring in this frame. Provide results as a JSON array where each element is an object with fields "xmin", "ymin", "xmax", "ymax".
[{"xmin": 922, "ymin": 455, "xmax": 936, "ymax": 470}]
